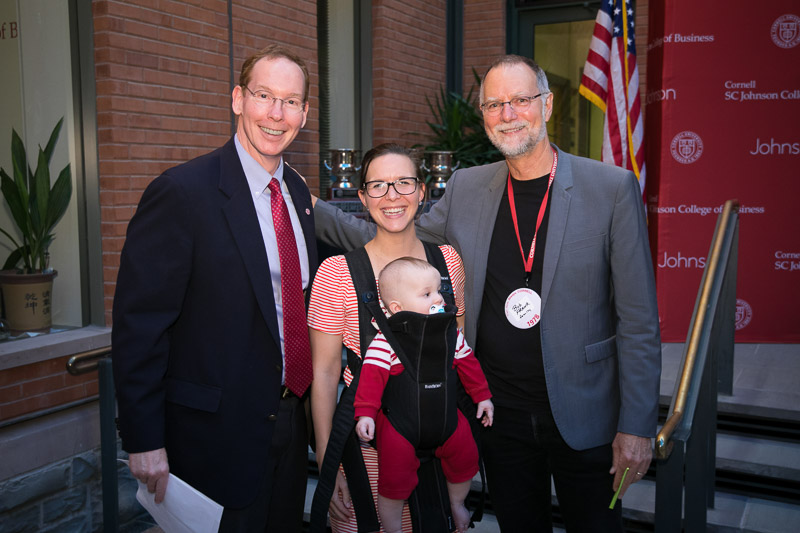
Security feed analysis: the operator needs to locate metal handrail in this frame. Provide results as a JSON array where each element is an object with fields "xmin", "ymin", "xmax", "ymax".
[
  {"xmin": 65, "ymin": 344, "xmax": 118, "ymax": 532},
  {"xmin": 67, "ymin": 346, "xmax": 112, "ymax": 375},
  {"xmin": 656, "ymin": 199, "xmax": 739, "ymax": 459}
]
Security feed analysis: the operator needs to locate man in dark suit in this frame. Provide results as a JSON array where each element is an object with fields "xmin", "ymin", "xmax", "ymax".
[
  {"xmin": 314, "ymin": 55, "xmax": 661, "ymax": 531},
  {"xmin": 112, "ymin": 44, "xmax": 317, "ymax": 532}
]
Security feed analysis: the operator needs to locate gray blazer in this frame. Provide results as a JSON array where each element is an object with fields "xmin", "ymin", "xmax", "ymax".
[{"xmin": 314, "ymin": 145, "xmax": 661, "ymax": 450}]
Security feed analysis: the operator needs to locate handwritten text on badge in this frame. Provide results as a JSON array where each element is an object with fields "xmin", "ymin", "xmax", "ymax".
[{"xmin": 504, "ymin": 288, "xmax": 542, "ymax": 329}]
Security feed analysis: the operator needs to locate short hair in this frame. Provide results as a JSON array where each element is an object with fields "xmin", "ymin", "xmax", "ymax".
[
  {"xmin": 358, "ymin": 143, "xmax": 422, "ymax": 188},
  {"xmin": 239, "ymin": 44, "xmax": 310, "ymax": 102},
  {"xmin": 378, "ymin": 257, "xmax": 438, "ymax": 307},
  {"xmin": 479, "ymin": 54, "xmax": 550, "ymax": 104}
]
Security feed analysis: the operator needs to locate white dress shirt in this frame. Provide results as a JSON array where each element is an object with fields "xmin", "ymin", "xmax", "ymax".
[{"xmin": 234, "ymin": 134, "xmax": 310, "ymax": 381}]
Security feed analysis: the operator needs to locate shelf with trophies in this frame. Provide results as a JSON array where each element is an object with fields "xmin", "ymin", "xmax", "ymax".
[
  {"xmin": 421, "ymin": 151, "xmax": 459, "ymax": 201},
  {"xmin": 324, "ymin": 149, "xmax": 460, "ymax": 219},
  {"xmin": 325, "ymin": 148, "xmax": 365, "ymax": 217}
]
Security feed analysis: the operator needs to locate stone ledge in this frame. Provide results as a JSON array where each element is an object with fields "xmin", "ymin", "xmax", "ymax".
[
  {"xmin": 0, "ymin": 403, "xmax": 101, "ymax": 481},
  {"xmin": 0, "ymin": 325, "xmax": 111, "ymax": 372}
]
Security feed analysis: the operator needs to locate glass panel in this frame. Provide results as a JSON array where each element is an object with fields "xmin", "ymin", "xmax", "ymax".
[
  {"xmin": 533, "ymin": 19, "xmax": 604, "ymax": 160},
  {"xmin": 324, "ymin": 0, "xmax": 358, "ymax": 200},
  {"xmin": 328, "ymin": 0, "xmax": 357, "ymax": 149},
  {"xmin": 0, "ymin": 0, "xmax": 83, "ymax": 333},
  {"xmin": 0, "ymin": 1, "xmax": 23, "ymax": 174}
]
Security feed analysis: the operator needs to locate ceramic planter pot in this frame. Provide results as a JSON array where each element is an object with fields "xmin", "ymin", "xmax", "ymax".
[{"xmin": 0, "ymin": 270, "xmax": 57, "ymax": 335}]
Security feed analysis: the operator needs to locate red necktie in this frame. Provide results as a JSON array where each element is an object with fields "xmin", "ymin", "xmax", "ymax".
[{"xmin": 268, "ymin": 178, "xmax": 312, "ymax": 397}]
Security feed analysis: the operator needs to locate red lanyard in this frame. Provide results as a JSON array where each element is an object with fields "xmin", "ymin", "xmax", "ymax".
[{"xmin": 507, "ymin": 147, "xmax": 558, "ymax": 286}]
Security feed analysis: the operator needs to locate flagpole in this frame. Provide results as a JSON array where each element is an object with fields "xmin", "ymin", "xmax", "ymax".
[{"xmin": 621, "ymin": 0, "xmax": 642, "ymax": 180}]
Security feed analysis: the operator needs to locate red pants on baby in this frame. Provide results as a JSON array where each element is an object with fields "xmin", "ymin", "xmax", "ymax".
[{"xmin": 375, "ymin": 408, "xmax": 479, "ymax": 499}]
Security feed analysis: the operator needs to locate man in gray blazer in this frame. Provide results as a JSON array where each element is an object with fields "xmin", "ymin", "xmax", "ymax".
[{"xmin": 314, "ymin": 55, "xmax": 660, "ymax": 531}]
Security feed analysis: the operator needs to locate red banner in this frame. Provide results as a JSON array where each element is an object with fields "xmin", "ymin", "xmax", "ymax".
[{"xmin": 645, "ymin": 1, "xmax": 800, "ymax": 342}]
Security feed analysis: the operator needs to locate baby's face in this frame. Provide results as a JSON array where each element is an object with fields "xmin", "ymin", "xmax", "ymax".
[{"xmin": 397, "ymin": 269, "xmax": 445, "ymax": 315}]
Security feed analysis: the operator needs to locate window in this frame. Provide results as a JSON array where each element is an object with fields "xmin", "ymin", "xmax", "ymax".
[
  {"xmin": 509, "ymin": 1, "xmax": 604, "ymax": 159},
  {"xmin": 318, "ymin": 0, "xmax": 372, "ymax": 200},
  {"xmin": 0, "ymin": 0, "xmax": 103, "ymax": 333}
]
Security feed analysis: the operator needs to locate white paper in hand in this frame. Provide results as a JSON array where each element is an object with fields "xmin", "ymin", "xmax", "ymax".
[{"xmin": 135, "ymin": 473, "xmax": 223, "ymax": 533}]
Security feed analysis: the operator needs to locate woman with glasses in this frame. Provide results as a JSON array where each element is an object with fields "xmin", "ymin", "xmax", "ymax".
[{"xmin": 308, "ymin": 143, "xmax": 468, "ymax": 532}]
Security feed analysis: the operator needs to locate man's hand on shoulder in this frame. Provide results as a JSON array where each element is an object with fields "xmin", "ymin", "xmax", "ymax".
[{"xmin": 129, "ymin": 448, "xmax": 170, "ymax": 504}]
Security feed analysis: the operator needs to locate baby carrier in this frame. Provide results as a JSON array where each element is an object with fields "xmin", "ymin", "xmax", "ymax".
[
  {"xmin": 310, "ymin": 241, "xmax": 485, "ymax": 532},
  {"xmin": 380, "ymin": 302, "xmax": 459, "ymax": 451}
]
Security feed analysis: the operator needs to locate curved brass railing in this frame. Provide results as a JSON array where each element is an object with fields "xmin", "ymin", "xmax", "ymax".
[
  {"xmin": 655, "ymin": 199, "xmax": 739, "ymax": 460},
  {"xmin": 66, "ymin": 346, "xmax": 112, "ymax": 375},
  {"xmin": 65, "ymin": 344, "xmax": 117, "ymax": 532}
]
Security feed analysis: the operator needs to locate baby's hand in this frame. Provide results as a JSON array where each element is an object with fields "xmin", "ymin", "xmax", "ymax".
[
  {"xmin": 476, "ymin": 399, "xmax": 494, "ymax": 427},
  {"xmin": 356, "ymin": 416, "xmax": 375, "ymax": 441}
]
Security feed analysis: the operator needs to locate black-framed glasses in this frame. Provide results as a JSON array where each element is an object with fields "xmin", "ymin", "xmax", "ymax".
[
  {"xmin": 362, "ymin": 177, "xmax": 419, "ymax": 198},
  {"xmin": 480, "ymin": 93, "xmax": 547, "ymax": 116},
  {"xmin": 242, "ymin": 86, "xmax": 305, "ymax": 114}
]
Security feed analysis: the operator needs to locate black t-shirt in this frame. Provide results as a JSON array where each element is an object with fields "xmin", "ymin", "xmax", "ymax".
[{"xmin": 475, "ymin": 172, "xmax": 552, "ymax": 414}]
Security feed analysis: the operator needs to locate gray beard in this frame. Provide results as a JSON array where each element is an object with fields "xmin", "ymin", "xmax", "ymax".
[
  {"xmin": 495, "ymin": 137, "xmax": 534, "ymax": 158},
  {"xmin": 490, "ymin": 126, "xmax": 546, "ymax": 159},
  {"xmin": 489, "ymin": 105, "xmax": 549, "ymax": 159}
]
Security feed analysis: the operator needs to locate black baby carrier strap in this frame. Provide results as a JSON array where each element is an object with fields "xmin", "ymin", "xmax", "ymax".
[
  {"xmin": 310, "ymin": 348, "xmax": 380, "ymax": 533},
  {"xmin": 309, "ymin": 248, "xmax": 382, "ymax": 533}
]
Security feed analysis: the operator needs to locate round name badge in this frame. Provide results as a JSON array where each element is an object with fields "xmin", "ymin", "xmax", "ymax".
[{"xmin": 504, "ymin": 288, "xmax": 542, "ymax": 329}]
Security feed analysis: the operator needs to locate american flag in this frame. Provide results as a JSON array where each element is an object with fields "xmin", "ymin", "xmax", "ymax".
[{"xmin": 579, "ymin": 0, "xmax": 646, "ymax": 193}]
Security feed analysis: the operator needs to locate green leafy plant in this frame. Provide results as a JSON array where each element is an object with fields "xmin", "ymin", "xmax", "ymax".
[
  {"xmin": 0, "ymin": 118, "xmax": 72, "ymax": 273},
  {"xmin": 416, "ymin": 70, "xmax": 503, "ymax": 170}
]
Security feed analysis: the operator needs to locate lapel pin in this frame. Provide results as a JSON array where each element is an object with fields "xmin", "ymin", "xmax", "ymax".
[{"xmin": 305, "ymin": 208, "xmax": 311, "ymax": 215}]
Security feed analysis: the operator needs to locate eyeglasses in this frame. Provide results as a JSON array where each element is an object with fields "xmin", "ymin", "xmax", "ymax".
[
  {"xmin": 362, "ymin": 178, "xmax": 419, "ymax": 198},
  {"xmin": 242, "ymin": 86, "xmax": 305, "ymax": 114},
  {"xmin": 480, "ymin": 94, "xmax": 546, "ymax": 116}
]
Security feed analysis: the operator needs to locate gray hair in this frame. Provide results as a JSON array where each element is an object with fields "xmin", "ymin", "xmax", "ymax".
[{"xmin": 479, "ymin": 55, "xmax": 550, "ymax": 104}]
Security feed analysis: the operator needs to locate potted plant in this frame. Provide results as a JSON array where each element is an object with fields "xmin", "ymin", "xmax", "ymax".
[
  {"xmin": 0, "ymin": 118, "xmax": 72, "ymax": 334},
  {"xmin": 415, "ymin": 69, "xmax": 503, "ymax": 174}
]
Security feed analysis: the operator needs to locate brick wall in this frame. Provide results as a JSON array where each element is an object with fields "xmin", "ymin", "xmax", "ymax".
[
  {"xmin": 230, "ymin": 0, "xmax": 319, "ymax": 187},
  {"xmin": 93, "ymin": 1, "xmax": 649, "ymax": 324},
  {"xmin": 94, "ymin": 0, "xmax": 319, "ymax": 325},
  {"xmin": 0, "ymin": 357, "xmax": 97, "ymax": 422},
  {"xmin": 371, "ymin": 0, "xmax": 447, "ymax": 148},
  {"xmin": 463, "ymin": 0, "xmax": 505, "ymax": 95}
]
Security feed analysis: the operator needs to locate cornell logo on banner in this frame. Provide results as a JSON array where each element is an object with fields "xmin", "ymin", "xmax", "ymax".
[
  {"xmin": 771, "ymin": 14, "xmax": 800, "ymax": 48},
  {"xmin": 670, "ymin": 131, "xmax": 704, "ymax": 164},
  {"xmin": 735, "ymin": 299, "xmax": 753, "ymax": 330}
]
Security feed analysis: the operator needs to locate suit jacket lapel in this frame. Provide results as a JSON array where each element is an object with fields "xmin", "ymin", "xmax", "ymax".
[
  {"xmin": 218, "ymin": 138, "xmax": 282, "ymax": 348},
  {"xmin": 283, "ymin": 164, "xmax": 318, "ymax": 280},
  {"xmin": 541, "ymin": 146, "xmax": 573, "ymax": 312},
  {"xmin": 470, "ymin": 162, "xmax": 509, "ymax": 326}
]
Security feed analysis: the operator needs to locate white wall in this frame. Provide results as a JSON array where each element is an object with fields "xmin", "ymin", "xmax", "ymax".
[
  {"xmin": 0, "ymin": 0, "xmax": 82, "ymax": 328},
  {"xmin": 0, "ymin": 0, "xmax": 24, "ymax": 213},
  {"xmin": 328, "ymin": 0, "xmax": 357, "ymax": 150}
]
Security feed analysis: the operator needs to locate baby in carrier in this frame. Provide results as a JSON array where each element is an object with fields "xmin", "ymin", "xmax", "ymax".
[{"xmin": 354, "ymin": 257, "xmax": 494, "ymax": 533}]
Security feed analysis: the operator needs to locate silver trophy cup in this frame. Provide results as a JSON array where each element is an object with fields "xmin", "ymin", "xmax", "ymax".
[
  {"xmin": 421, "ymin": 151, "xmax": 460, "ymax": 199},
  {"xmin": 324, "ymin": 149, "xmax": 361, "ymax": 199}
]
